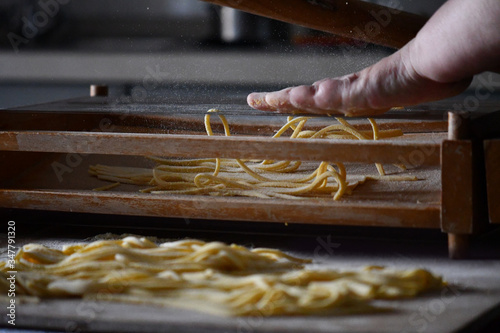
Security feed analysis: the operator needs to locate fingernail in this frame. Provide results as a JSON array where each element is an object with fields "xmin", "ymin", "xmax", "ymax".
[{"xmin": 247, "ymin": 92, "xmax": 266, "ymax": 108}]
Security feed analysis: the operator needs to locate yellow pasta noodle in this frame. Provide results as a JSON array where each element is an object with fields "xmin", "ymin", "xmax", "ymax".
[
  {"xmin": 0, "ymin": 236, "xmax": 445, "ymax": 316},
  {"xmin": 89, "ymin": 110, "xmax": 416, "ymax": 200}
]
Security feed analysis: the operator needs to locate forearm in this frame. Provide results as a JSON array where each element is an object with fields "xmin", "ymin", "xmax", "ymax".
[
  {"xmin": 409, "ymin": 0, "xmax": 500, "ymax": 83},
  {"xmin": 247, "ymin": 0, "xmax": 500, "ymax": 115}
]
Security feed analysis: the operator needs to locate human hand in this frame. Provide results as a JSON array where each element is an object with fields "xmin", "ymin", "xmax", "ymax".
[
  {"xmin": 247, "ymin": 43, "xmax": 471, "ymax": 116},
  {"xmin": 248, "ymin": 0, "xmax": 499, "ymax": 116}
]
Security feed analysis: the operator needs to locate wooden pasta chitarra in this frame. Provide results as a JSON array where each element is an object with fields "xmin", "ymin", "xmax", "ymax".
[{"xmin": 0, "ymin": 86, "xmax": 499, "ymax": 259}]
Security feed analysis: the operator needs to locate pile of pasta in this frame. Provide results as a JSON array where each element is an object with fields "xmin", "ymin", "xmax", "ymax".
[
  {"xmin": 0, "ymin": 236, "xmax": 444, "ymax": 316},
  {"xmin": 89, "ymin": 110, "xmax": 415, "ymax": 200}
]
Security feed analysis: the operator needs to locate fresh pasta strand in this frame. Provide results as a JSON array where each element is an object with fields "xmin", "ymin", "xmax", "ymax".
[
  {"xmin": 0, "ymin": 236, "xmax": 445, "ymax": 316},
  {"xmin": 90, "ymin": 111, "xmax": 413, "ymax": 200}
]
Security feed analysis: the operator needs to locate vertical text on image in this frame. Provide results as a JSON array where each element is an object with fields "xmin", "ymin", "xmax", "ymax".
[{"xmin": 6, "ymin": 220, "xmax": 17, "ymax": 326}]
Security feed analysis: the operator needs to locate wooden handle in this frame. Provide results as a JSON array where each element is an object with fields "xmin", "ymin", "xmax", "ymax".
[{"xmin": 202, "ymin": 0, "xmax": 427, "ymax": 48}]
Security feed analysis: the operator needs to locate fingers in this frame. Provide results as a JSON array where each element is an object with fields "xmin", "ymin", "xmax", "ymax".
[
  {"xmin": 247, "ymin": 88, "xmax": 292, "ymax": 112},
  {"xmin": 247, "ymin": 80, "xmax": 347, "ymax": 115},
  {"xmin": 247, "ymin": 41, "xmax": 472, "ymax": 117},
  {"xmin": 247, "ymin": 92, "xmax": 273, "ymax": 111},
  {"xmin": 248, "ymin": 87, "xmax": 317, "ymax": 113}
]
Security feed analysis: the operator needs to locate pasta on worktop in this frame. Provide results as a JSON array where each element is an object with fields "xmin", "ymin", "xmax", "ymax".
[{"xmin": 0, "ymin": 236, "xmax": 444, "ymax": 316}]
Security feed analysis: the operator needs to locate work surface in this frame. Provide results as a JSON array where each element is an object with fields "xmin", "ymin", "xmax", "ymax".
[{"xmin": 1, "ymin": 213, "xmax": 499, "ymax": 333}]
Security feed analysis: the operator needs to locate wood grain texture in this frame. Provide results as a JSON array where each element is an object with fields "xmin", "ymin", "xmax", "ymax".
[
  {"xmin": 0, "ymin": 189, "xmax": 440, "ymax": 228},
  {"xmin": 0, "ymin": 149, "xmax": 441, "ymax": 228},
  {"xmin": 0, "ymin": 110, "xmax": 448, "ymax": 135},
  {"xmin": 484, "ymin": 139, "xmax": 500, "ymax": 224},
  {"xmin": 202, "ymin": 0, "xmax": 427, "ymax": 48},
  {"xmin": 0, "ymin": 99, "xmax": 445, "ymax": 234},
  {"xmin": 441, "ymin": 140, "xmax": 474, "ymax": 234},
  {"xmin": 0, "ymin": 131, "xmax": 441, "ymax": 166}
]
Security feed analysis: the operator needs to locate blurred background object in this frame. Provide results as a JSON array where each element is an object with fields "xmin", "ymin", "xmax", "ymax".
[{"xmin": 1, "ymin": 0, "xmax": 498, "ymax": 109}]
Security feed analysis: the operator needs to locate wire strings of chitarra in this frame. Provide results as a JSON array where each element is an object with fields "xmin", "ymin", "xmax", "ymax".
[
  {"xmin": 89, "ymin": 110, "xmax": 417, "ymax": 199},
  {"xmin": 0, "ymin": 236, "xmax": 445, "ymax": 316}
]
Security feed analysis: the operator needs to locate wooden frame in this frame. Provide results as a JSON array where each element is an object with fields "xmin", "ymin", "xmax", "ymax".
[
  {"xmin": 0, "ymin": 96, "xmax": 496, "ymax": 259},
  {"xmin": 0, "ymin": 131, "xmax": 441, "ymax": 166},
  {"xmin": 484, "ymin": 139, "xmax": 500, "ymax": 224}
]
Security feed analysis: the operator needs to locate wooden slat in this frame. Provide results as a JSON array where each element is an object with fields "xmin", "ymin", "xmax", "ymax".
[
  {"xmin": 0, "ymin": 131, "xmax": 441, "ymax": 166},
  {"xmin": 484, "ymin": 139, "xmax": 500, "ymax": 224},
  {"xmin": 441, "ymin": 140, "xmax": 474, "ymax": 233},
  {"xmin": 0, "ymin": 110, "xmax": 448, "ymax": 135},
  {"xmin": 0, "ymin": 190, "xmax": 441, "ymax": 228},
  {"xmin": 444, "ymin": 112, "xmax": 492, "ymax": 259}
]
